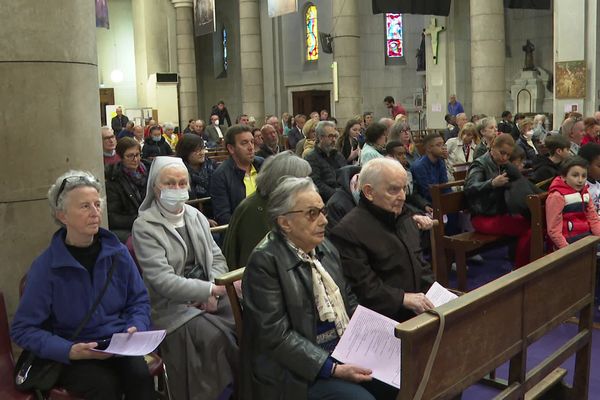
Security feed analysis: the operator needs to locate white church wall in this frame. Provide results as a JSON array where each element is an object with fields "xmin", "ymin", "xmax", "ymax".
[
  {"xmin": 97, "ymin": 0, "xmax": 138, "ymax": 108},
  {"xmin": 194, "ymin": 0, "xmax": 242, "ymax": 122},
  {"xmin": 447, "ymin": 0, "xmax": 471, "ymax": 117}
]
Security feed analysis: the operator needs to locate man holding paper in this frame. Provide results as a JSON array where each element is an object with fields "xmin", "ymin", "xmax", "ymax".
[
  {"xmin": 243, "ymin": 177, "xmax": 397, "ymax": 400},
  {"xmin": 330, "ymin": 158, "xmax": 435, "ymax": 322}
]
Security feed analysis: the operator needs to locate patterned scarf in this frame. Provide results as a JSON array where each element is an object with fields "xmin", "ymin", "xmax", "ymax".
[
  {"xmin": 122, "ymin": 162, "xmax": 148, "ymax": 189},
  {"xmin": 286, "ymin": 240, "xmax": 349, "ymax": 336}
]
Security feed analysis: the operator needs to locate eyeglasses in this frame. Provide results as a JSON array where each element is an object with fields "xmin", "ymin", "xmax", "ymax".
[
  {"xmin": 55, "ymin": 176, "xmax": 98, "ymax": 206},
  {"xmin": 283, "ymin": 206, "xmax": 326, "ymax": 221},
  {"xmin": 124, "ymin": 152, "xmax": 141, "ymax": 160},
  {"xmin": 327, "ymin": 134, "xmax": 338, "ymax": 139},
  {"xmin": 102, "ymin": 135, "xmax": 115, "ymax": 141}
]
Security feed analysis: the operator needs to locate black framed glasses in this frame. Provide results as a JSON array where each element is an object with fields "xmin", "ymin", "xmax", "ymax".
[
  {"xmin": 124, "ymin": 152, "xmax": 141, "ymax": 160},
  {"xmin": 55, "ymin": 176, "xmax": 98, "ymax": 206},
  {"xmin": 283, "ymin": 206, "xmax": 326, "ymax": 221}
]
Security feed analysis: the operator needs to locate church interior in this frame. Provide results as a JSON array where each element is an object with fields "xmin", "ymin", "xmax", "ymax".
[{"xmin": 1, "ymin": 0, "xmax": 600, "ymax": 399}]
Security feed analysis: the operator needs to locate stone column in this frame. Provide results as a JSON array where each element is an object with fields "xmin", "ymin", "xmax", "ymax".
[
  {"xmin": 470, "ymin": 0, "xmax": 505, "ymax": 116},
  {"xmin": 333, "ymin": 0, "xmax": 361, "ymax": 125},
  {"xmin": 172, "ymin": 0, "xmax": 199, "ymax": 127},
  {"xmin": 0, "ymin": 1, "xmax": 103, "ymax": 317},
  {"xmin": 240, "ymin": 0, "xmax": 265, "ymax": 121}
]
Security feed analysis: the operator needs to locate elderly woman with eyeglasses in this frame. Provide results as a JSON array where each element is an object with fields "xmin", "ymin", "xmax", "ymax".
[
  {"xmin": 104, "ymin": 137, "xmax": 148, "ymax": 243},
  {"xmin": 242, "ymin": 177, "xmax": 397, "ymax": 400},
  {"xmin": 132, "ymin": 156, "xmax": 238, "ymax": 400},
  {"xmin": 11, "ymin": 170, "xmax": 153, "ymax": 399}
]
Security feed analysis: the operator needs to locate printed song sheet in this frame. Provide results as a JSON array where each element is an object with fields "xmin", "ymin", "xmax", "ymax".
[
  {"xmin": 93, "ymin": 330, "xmax": 166, "ymax": 356},
  {"xmin": 332, "ymin": 305, "xmax": 401, "ymax": 388},
  {"xmin": 426, "ymin": 281, "xmax": 458, "ymax": 307}
]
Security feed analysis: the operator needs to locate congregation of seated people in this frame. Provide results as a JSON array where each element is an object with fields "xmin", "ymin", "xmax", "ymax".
[{"xmin": 10, "ymin": 100, "xmax": 600, "ymax": 400}]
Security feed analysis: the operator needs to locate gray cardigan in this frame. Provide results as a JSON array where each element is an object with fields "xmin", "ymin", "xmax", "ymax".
[{"xmin": 132, "ymin": 203, "xmax": 228, "ymax": 333}]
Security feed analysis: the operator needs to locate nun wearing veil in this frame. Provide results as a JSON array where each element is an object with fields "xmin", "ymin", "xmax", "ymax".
[{"xmin": 132, "ymin": 156, "xmax": 238, "ymax": 400}]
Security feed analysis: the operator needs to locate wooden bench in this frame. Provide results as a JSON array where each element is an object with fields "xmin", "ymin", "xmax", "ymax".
[
  {"xmin": 430, "ymin": 180, "xmax": 511, "ymax": 291},
  {"xmin": 395, "ymin": 235, "xmax": 598, "ymax": 399},
  {"xmin": 527, "ymin": 192, "xmax": 549, "ymax": 262},
  {"xmin": 186, "ymin": 197, "xmax": 211, "ymax": 213},
  {"xmin": 214, "ymin": 267, "xmax": 245, "ymax": 400},
  {"xmin": 451, "ymin": 162, "xmax": 470, "ymax": 181}
]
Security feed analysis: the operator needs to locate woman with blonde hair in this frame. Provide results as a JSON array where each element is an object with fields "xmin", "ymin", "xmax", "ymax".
[
  {"xmin": 388, "ymin": 121, "xmax": 419, "ymax": 165},
  {"xmin": 446, "ymin": 122, "xmax": 479, "ymax": 167},
  {"xmin": 297, "ymin": 118, "xmax": 319, "ymax": 158}
]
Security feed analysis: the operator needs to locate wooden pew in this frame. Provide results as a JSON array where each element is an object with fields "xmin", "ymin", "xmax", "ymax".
[
  {"xmin": 527, "ymin": 192, "xmax": 549, "ymax": 262},
  {"xmin": 186, "ymin": 197, "xmax": 211, "ymax": 213},
  {"xmin": 430, "ymin": 180, "xmax": 511, "ymax": 291},
  {"xmin": 452, "ymin": 162, "xmax": 470, "ymax": 181},
  {"xmin": 395, "ymin": 236, "xmax": 598, "ymax": 399}
]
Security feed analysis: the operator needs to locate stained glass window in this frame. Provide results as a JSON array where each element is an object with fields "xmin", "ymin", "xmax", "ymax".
[
  {"xmin": 306, "ymin": 5, "xmax": 318, "ymax": 61},
  {"xmin": 386, "ymin": 13, "xmax": 403, "ymax": 58},
  {"xmin": 223, "ymin": 27, "xmax": 228, "ymax": 72}
]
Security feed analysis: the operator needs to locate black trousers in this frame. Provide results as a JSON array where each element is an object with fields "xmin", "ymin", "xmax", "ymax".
[{"xmin": 57, "ymin": 356, "xmax": 155, "ymax": 400}]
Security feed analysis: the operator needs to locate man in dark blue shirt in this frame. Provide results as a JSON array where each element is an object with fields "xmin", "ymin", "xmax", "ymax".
[{"xmin": 410, "ymin": 133, "xmax": 448, "ymax": 202}]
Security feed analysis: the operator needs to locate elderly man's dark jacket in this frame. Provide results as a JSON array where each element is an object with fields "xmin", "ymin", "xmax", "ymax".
[
  {"xmin": 305, "ymin": 145, "xmax": 347, "ymax": 201},
  {"xmin": 329, "ymin": 197, "xmax": 434, "ymax": 322},
  {"xmin": 242, "ymin": 232, "xmax": 358, "ymax": 400}
]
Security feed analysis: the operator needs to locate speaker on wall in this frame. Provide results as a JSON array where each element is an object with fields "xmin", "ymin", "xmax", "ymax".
[{"xmin": 156, "ymin": 73, "xmax": 178, "ymax": 83}]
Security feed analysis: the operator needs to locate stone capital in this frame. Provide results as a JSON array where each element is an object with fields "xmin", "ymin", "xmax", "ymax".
[{"xmin": 171, "ymin": 0, "xmax": 193, "ymax": 9}]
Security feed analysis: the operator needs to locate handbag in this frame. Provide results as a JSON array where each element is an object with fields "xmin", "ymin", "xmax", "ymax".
[{"xmin": 14, "ymin": 257, "xmax": 118, "ymax": 392}]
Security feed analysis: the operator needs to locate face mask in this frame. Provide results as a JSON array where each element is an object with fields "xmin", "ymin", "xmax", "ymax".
[
  {"xmin": 160, "ymin": 188, "xmax": 189, "ymax": 212},
  {"xmin": 152, "ymin": 136, "xmax": 161, "ymax": 142},
  {"xmin": 524, "ymin": 130, "xmax": 534, "ymax": 140}
]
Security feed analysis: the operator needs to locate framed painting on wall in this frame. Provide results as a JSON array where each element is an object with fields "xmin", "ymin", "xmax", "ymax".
[
  {"xmin": 194, "ymin": 0, "xmax": 216, "ymax": 36},
  {"xmin": 555, "ymin": 60, "xmax": 586, "ymax": 99}
]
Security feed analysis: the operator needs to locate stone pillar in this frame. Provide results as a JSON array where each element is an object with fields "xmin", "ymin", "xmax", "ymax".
[
  {"xmin": 333, "ymin": 0, "xmax": 361, "ymax": 125},
  {"xmin": 240, "ymin": 0, "xmax": 265, "ymax": 121},
  {"xmin": 470, "ymin": 0, "xmax": 505, "ymax": 116},
  {"xmin": 0, "ymin": 1, "xmax": 103, "ymax": 317},
  {"xmin": 172, "ymin": 0, "xmax": 199, "ymax": 127}
]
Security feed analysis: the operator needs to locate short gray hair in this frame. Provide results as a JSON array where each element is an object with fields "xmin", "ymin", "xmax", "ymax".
[
  {"xmin": 267, "ymin": 177, "xmax": 317, "ymax": 231},
  {"xmin": 476, "ymin": 116, "xmax": 497, "ymax": 134},
  {"xmin": 358, "ymin": 158, "xmax": 405, "ymax": 190},
  {"xmin": 315, "ymin": 120, "xmax": 336, "ymax": 138},
  {"xmin": 101, "ymin": 126, "xmax": 112, "ymax": 136},
  {"xmin": 163, "ymin": 122, "xmax": 175, "ymax": 130},
  {"xmin": 388, "ymin": 121, "xmax": 411, "ymax": 141},
  {"xmin": 256, "ymin": 151, "xmax": 312, "ymax": 197},
  {"xmin": 48, "ymin": 170, "xmax": 103, "ymax": 226}
]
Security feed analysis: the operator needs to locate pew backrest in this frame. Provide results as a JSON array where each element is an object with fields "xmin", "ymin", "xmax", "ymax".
[
  {"xmin": 395, "ymin": 236, "xmax": 598, "ymax": 400},
  {"xmin": 527, "ymin": 192, "xmax": 549, "ymax": 262}
]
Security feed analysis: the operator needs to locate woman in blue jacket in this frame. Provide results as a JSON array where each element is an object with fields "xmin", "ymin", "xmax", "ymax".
[{"xmin": 11, "ymin": 170, "xmax": 154, "ymax": 400}]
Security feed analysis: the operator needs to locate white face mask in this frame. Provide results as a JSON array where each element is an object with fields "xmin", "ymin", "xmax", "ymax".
[
  {"xmin": 524, "ymin": 130, "xmax": 534, "ymax": 140},
  {"xmin": 160, "ymin": 188, "xmax": 189, "ymax": 212}
]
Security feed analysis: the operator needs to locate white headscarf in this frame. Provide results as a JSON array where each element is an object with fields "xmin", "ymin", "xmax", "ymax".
[{"xmin": 138, "ymin": 156, "xmax": 188, "ymax": 212}]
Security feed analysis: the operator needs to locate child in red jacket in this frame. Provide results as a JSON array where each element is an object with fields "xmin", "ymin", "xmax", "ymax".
[{"xmin": 546, "ymin": 156, "xmax": 600, "ymax": 249}]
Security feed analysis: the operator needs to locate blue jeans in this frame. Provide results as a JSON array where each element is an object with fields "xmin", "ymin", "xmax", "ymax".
[{"xmin": 308, "ymin": 378, "xmax": 398, "ymax": 400}]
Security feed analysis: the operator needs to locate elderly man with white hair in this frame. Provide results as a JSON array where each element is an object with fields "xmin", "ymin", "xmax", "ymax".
[{"xmin": 329, "ymin": 158, "xmax": 435, "ymax": 322}]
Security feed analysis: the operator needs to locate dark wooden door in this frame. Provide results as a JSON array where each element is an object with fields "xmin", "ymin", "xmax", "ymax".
[
  {"xmin": 292, "ymin": 90, "xmax": 330, "ymax": 117},
  {"xmin": 99, "ymin": 88, "xmax": 115, "ymax": 126}
]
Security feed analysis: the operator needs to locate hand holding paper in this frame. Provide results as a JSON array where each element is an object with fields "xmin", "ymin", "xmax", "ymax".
[
  {"xmin": 425, "ymin": 281, "xmax": 458, "ymax": 308},
  {"xmin": 92, "ymin": 330, "xmax": 166, "ymax": 356}
]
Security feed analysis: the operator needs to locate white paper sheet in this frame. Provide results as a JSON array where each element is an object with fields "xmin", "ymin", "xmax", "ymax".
[
  {"xmin": 426, "ymin": 281, "xmax": 458, "ymax": 308},
  {"xmin": 93, "ymin": 330, "xmax": 166, "ymax": 356},
  {"xmin": 332, "ymin": 305, "xmax": 401, "ymax": 388}
]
